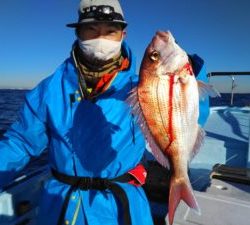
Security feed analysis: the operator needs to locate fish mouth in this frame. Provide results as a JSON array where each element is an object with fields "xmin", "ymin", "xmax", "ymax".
[
  {"xmin": 150, "ymin": 31, "xmax": 172, "ymax": 53},
  {"xmin": 155, "ymin": 31, "xmax": 171, "ymax": 41}
]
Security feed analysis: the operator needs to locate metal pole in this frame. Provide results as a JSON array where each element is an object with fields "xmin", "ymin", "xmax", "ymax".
[
  {"xmin": 230, "ymin": 75, "xmax": 235, "ymax": 106},
  {"xmin": 207, "ymin": 72, "xmax": 211, "ymax": 83}
]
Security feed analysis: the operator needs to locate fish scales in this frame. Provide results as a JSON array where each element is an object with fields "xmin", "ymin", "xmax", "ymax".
[{"xmin": 138, "ymin": 77, "xmax": 171, "ymax": 150}]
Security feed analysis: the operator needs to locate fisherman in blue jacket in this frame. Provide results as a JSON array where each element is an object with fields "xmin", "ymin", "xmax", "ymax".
[{"xmin": 0, "ymin": 0, "xmax": 209, "ymax": 224}]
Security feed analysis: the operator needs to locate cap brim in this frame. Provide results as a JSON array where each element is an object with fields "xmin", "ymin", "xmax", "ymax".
[
  {"xmin": 66, "ymin": 23, "xmax": 80, "ymax": 28},
  {"xmin": 66, "ymin": 20, "xmax": 127, "ymax": 28}
]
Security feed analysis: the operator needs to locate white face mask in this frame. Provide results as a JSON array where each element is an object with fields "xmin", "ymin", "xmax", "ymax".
[{"xmin": 78, "ymin": 38, "xmax": 122, "ymax": 61}]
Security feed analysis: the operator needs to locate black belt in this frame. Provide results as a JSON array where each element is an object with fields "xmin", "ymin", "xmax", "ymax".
[{"xmin": 51, "ymin": 169, "xmax": 133, "ymax": 225}]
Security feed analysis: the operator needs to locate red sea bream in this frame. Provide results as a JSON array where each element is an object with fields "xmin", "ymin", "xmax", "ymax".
[{"xmin": 128, "ymin": 31, "xmax": 219, "ymax": 225}]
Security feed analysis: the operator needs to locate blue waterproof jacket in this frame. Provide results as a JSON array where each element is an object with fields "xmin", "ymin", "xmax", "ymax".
[{"xmin": 0, "ymin": 42, "xmax": 209, "ymax": 225}]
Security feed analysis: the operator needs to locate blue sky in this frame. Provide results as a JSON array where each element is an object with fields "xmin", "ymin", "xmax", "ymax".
[{"xmin": 0, "ymin": 0, "xmax": 250, "ymax": 92}]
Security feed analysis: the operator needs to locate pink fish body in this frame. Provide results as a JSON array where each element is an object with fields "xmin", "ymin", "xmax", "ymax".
[{"xmin": 128, "ymin": 31, "xmax": 219, "ymax": 225}]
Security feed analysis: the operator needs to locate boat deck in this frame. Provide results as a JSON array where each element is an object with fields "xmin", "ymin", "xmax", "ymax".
[
  {"xmin": 168, "ymin": 106, "xmax": 250, "ymax": 225},
  {"xmin": 190, "ymin": 106, "xmax": 250, "ymax": 190}
]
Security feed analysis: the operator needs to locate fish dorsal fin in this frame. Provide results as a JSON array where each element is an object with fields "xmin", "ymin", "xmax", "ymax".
[
  {"xmin": 127, "ymin": 88, "xmax": 170, "ymax": 169},
  {"xmin": 197, "ymin": 80, "xmax": 221, "ymax": 101},
  {"xmin": 189, "ymin": 127, "xmax": 206, "ymax": 161}
]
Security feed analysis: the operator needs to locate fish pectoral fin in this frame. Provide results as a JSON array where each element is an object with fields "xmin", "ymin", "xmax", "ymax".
[
  {"xmin": 197, "ymin": 80, "xmax": 221, "ymax": 101},
  {"xmin": 189, "ymin": 127, "xmax": 206, "ymax": 161},
  {"xmin": 126, "ymin": 87, "xmax": 139, "ymax": 107},
  {"xmin": 168, "ymin": 177, "xmax": 200, "ymax": 225}
]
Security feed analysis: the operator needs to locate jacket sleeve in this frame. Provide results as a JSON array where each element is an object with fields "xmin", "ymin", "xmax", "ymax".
[
  {"xmin": 190, "ymin": 54, "xmax": 210, "ymax": 127},
  {"xmin": 0, "ymin": 84, "xmax": 49, "ymax": 188}
]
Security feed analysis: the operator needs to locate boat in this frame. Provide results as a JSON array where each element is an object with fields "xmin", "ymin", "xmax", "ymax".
[
  {"xmin": 0, "ymin": 72, "xmax": 250, "ymax": 225},
  {"xmin": 147, "ymin": 72, "xmax": 250, "ymax": 225}
]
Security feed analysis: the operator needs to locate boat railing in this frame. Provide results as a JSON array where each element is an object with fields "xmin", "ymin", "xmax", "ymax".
[{"xmin": 207, "ymin": 71, "xmax": 250, "ymax": 106}]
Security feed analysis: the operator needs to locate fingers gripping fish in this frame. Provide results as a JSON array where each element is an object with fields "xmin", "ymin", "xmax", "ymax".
[{"xmin": 128, "ymin": 31, "xmax": 219, "ymax": 225}]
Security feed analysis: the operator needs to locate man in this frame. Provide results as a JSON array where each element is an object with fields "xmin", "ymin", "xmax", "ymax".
[{"xmin": 0, "ymin": 0, "xmax": 209, "ymax": 224}]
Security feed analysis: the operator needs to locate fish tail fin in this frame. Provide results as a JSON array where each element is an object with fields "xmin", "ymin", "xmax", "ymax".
[{"xmin": 168, "ymin": 177, "xmax": 200, "ymax": 225}]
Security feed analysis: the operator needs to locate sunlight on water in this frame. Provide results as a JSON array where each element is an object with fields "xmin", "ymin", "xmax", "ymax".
[{"xmin": 0, "ymin": 89, "xmax": 27, "ymax": 131}]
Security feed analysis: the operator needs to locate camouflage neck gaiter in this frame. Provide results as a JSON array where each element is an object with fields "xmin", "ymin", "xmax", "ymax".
[{"xmin": 75, "ymin": 45, "xmax": 124, "ymax": 88}]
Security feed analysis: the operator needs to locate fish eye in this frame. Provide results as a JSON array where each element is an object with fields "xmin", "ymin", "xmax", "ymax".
[{"xmin": 149, "ymin": 50, "xmax": 160, "ymax": 62}]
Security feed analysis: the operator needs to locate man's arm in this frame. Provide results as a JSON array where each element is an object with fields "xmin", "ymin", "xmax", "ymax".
[{"xmin": 0, "ymin": 88, "xmax": 49, "ymax": 187}]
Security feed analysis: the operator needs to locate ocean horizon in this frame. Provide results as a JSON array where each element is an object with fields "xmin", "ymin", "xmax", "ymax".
[{"xmin": 0, "ymin": 89, "xmax": 249, "ymax": 134}]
